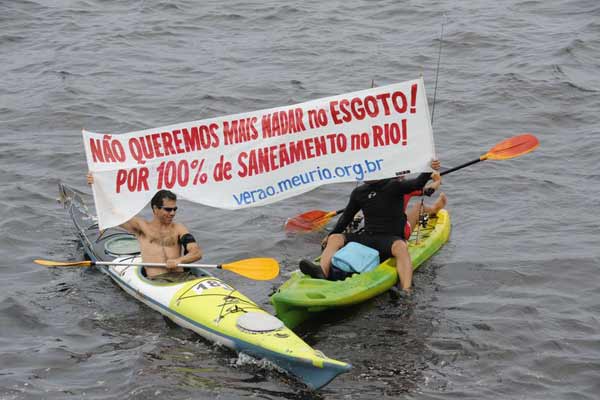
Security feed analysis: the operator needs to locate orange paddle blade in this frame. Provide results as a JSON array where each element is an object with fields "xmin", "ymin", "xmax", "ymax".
[
  {"xmin": 34, "ymin": 259, "xmax": 93, "ymax": 267},
  {"xmin": 484, "ymin": 133, "xmax": 539, "ymax": 160},
  {"xmin": 284, "ymin": 210, "xmax": 339, "ymax": 232},
  {"xmin": 284, "ymin": 218, "xmax": 315, "ymax": 232},
  {"xmin": 221, "ymin": 257, "xmax": 279, "ymax": 280},
  {"xmin": 296, "ymin": 210, "xmax": 331, "ymax": 221}
]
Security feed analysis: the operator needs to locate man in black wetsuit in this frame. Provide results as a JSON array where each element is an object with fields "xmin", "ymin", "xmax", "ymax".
[{"xmin": 300, "ymin": 160, "xmax": 444, "ymax": 295}]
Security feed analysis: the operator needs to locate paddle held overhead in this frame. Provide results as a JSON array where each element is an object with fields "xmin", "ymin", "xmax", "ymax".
[{"xmin": 284, "ymin": 133, "xmax": 539, "ymax": 233}]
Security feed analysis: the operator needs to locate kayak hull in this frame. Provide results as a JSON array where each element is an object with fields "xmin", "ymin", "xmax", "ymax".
[
  {"xmin": 271, "ymin": 210, "xmax": 451, "ymax": 329},
  {"xmin": 58, "ymin": 183, "xmax": 350, "ymax": 389}
]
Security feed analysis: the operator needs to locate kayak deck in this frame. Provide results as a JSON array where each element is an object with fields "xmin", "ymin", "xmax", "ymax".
[
  {"xmin": 107, "ymin": 256, "xmax": 351, "ymax": 389},
  {"xmin": 271, "ymin": 209, "xmax": 451, "ymax": 329}
]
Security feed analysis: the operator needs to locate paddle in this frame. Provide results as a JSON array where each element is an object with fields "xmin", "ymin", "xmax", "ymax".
[
  {"xmin": 284, "ymin": 133, "xmax": 539, "ymax": 232},
  {"xmin": 34, "ymin": 257, "xmax": 279, "ymax": 281},
  {"xmin": 284, "ymin": 209, "xmax": 345, "ymax": 232},
  {"xmin": 439, "ymin": 133, "xmax": 539, "ymax": 175}
]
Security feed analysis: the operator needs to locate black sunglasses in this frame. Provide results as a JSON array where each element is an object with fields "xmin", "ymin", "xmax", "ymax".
[{"xmin": 160, "ymin": 206, "xmax": 178, "ymax": 212}]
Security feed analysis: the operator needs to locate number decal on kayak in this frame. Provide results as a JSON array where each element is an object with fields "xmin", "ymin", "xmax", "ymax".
[{"xmin": 193, "ymin": 279, "xmax": 233, "ymax": 294}]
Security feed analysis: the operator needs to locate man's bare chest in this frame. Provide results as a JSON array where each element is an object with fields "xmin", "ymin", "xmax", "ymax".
[{"xmin": 141, "ymin": 230, "xmax": 179, "ymax": 247}]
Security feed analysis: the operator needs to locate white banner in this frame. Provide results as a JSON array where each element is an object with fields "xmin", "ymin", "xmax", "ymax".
[{"xmin": 84, "ymin": 78, "xmax": 435, "ymax": 229}]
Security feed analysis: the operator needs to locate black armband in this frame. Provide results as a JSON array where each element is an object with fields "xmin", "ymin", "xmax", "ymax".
[{"xmin": 179, "ymin": 233, "xmax": 197, "ymax": 254}]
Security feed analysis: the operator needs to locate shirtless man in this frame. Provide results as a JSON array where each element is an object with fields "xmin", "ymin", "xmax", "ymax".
[{"xmin": 87, "ymin": 174, "xmax": 202, "ymax": 281}]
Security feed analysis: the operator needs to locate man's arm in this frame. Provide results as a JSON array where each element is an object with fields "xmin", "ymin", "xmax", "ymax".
[
  {"xmin": 165, "ymin": 225, "xmax": 203, "ymax": 269},
  {"xmin": 329, "ymin": 191, "xmax": 361, "ymax": 235},
  {"xmin": 120, "ymin": 217, "xmax": 143, "ymax": 235},
  {"xmin": 87, "ymin": 172, "xmax": 142, "ymax": 234},
  {"xmin": 395, "ymin": 159, "xmax": 441, "ymax": 194},
  {"xmin": 423, "ymin": 171, "xmax": 441, "ymax": 195},
  {"xmin": 422, "ymin": 160, "xmax": 442, "ymax": 195}
]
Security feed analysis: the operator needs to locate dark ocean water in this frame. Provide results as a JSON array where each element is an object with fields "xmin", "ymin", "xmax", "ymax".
[{"xmin": 1, "ymin": 0, "xmax": 599, "ymax": 398}]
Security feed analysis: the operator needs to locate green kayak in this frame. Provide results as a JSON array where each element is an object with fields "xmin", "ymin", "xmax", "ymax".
[{"xmin": 271, "ymin": 209, "xmax": 451, "ymax": 329}]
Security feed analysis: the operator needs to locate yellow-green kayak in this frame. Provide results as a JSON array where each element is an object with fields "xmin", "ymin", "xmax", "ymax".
[
  {"xmin": 271, "ymin": 210, "xmax": 451, "ymax": 329},
  {"xmin": 59, "ymin": 183, "xmax": 351, "ymax": 389}
]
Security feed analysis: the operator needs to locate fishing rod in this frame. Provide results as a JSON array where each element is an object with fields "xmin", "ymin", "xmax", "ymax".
[
  {"xmin": 416, "ymin": 15, "xmax": 447, "ymax": 242},
  {"xmin": 430, "ymin": 14, "xmax": 447, "ymax": 126}
]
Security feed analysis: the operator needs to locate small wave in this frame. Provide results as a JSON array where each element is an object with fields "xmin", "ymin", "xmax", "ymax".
[
  {"xmin": 235, "ymin": 352, "xmax": 285, "ymax": 373},
  {"xmin": 0, "ymin": 296, "xmax": 50, "ymax": 334}
]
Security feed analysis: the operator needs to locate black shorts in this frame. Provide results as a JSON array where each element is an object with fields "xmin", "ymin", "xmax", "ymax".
[{"xmin": 343, "ymin": 231, "xmax": 405, "ymax": 260}]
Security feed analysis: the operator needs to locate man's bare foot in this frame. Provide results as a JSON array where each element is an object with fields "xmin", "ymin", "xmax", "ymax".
[
  {"xmin": 436, "ymin": 192, "xmax": 447, "ymax": 210},
  {"xmin": 425, "ymin": 192, "xmax": 447, "ymax": 216}
]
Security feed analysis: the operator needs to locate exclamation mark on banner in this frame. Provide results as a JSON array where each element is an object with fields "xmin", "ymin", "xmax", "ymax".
[
  {"xmin": 410, "ymin": 83, "xmax": 417, "ymax": 113},
  {"xmin": 401, "ymin": 119, "xmax": 407, "ymax": 145}
]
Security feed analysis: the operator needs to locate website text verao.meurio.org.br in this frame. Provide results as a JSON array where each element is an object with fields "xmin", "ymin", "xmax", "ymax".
[{"xmin": 233, "ymin": 158, "xmax": 384, "ymax": 206}]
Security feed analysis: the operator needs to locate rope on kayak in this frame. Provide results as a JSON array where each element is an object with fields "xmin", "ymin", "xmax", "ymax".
[
  {"xmin": 216, "ymin": 288, "xmax": 239, "ymax": 323},
  {"xmin": 215, "ymin": 289, "xmax": 263, "ymax": 323},
  {"xmin": 116, "ymin": 255, "xmax": 137, "ymax": 276},
  {"xmin": 173, "ymin": 286, "xmax": 261, "ymax": 324}
]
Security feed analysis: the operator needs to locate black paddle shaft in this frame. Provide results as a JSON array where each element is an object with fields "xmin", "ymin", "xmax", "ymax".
[
  {"xmin": 330, "ymin": 157, "xmax": 483, "ymax": 220},
  {"xmin": 440, "ymin": 158, "xmax": 482, "ymax": 176}
]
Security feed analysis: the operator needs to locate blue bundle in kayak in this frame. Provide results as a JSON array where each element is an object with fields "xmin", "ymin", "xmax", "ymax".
[{"xmin": 332, "ymin": 242, "xmax": 380, "ymax": 273}]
